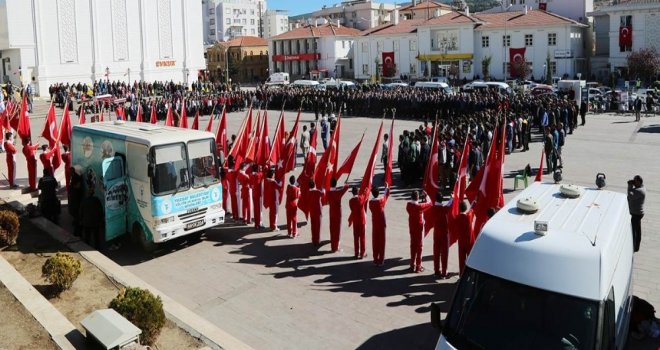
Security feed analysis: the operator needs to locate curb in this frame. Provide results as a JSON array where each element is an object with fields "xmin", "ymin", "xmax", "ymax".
[
  {"xmin": 24, "ymin": 210, "xmax": 253, "ymax": 350},
  {"xmin": 0, "ymin": 255, "xmax": 85, "ymax": 350}
]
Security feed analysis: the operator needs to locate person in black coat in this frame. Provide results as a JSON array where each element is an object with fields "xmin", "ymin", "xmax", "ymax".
[
  {"xmin": 79, "ymin": 187, "xmax": 104, "ymax": 249},
  {"xmin": 38, "ymin": 168, "xmax": 60, "ymax": 223},
  {"xmin": 68, "ymin": 169, "xmax": 84, "ymax": 237}
]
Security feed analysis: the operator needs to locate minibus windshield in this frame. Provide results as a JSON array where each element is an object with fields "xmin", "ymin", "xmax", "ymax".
[
  {"xmin": 151, "ymin": 143, "xmax": 190, "ymax": 196},
  {"xmin": 444, "ymin": 268, "xmax": 599, "ymax": 350}
]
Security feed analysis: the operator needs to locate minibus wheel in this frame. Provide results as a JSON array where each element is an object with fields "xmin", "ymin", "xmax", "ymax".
[{"xmin": 132, "ymin": 224, "xmax": 156, "ymax": 253}]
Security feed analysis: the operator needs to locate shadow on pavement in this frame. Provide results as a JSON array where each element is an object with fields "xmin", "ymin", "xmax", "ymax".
[
  {"xmin": 204, "ymin": 227, "xmax": 459, "ymax": 314},
  {"xmin": 638, "ymin": 124, "xmax": 660, "ymax": 134},
  {"xmin": 356, "ymin": 322, "xmax": 439, "ymax": 350}
]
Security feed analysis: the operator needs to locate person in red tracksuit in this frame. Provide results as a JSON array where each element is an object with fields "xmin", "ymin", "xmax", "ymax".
[
  {"xmin": 432, "ymin": 193, "xmax": 451, "ymax": 278},
  {"xmin": 220, "ymin": 168, "xmax": 228, "ymax": 213},
  {"xmin": 308, "ymin": 180, "xmax": 325, "ymax": 246},
  {"xmin": 250, "ymin": 164, "xmax": 264, "ymax": 229},
  {"xmin": 285, "ymin": 176, "xmax": 300, "ymax": 237},
  {"xmin": 406, "ymin": 190, "xmax": 433, "ymax": 273},
  {"xmin": 4, "ymin": 132, "xmax": 18, "ymax": 188},
  {"xmin": 237, "ymin": 163, "xmax": 252, "ymax": 224},
  {"xmin": 456, "ymin": 200, "xmax": 475, "ymax": 275},
  {"xmin": 39, "ymin": 145, "xmax": 54, "ymax": 175},
  {"xmin": 328, "ymin": 178, "xmax": 349, "ymax": 252},
  {"xmin": 264, "ymin": 169, "xmax": 282, "ymax": 231},
  {"xmin": 226, "ymin": 156, "xmax": 240, "ymax": 221},
  {"xmin": 22, "ymin": 139, "xmax": 40, "ymax": 192},
  {"xmin": 61, "ymin": 145, "xmax": 72, "ymax": 191},
  {"xmin": 348, "ymin": 186, "xmax": 368, "ymax": 259},
  {"xmin": 369, "ymin": 186, "xmax": 390, "ymax": 266}
]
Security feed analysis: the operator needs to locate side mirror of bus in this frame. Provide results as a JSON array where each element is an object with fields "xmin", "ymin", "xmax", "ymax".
[
  {"xmin": 430, "ymin": 302, "xmax": 445, "ymax": 332},
  {"xmin": 147, "ymin": 164, "xmax": 154, "ymax": 178}
]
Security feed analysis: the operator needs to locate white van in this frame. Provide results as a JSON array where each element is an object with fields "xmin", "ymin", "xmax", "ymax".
[
  {"xmin": 292, "ymin": 79, "xmax": 320, "ymax": 88},
  {"xmin": 432, "ymin": 182, "xmax": 633, "ymax": 350},
  {"xmin": 415, "ymin": 81, "xmax": 453, "ymax": 94},
  {"xmin": 265, "ymin": 72, "xmax": 290, "ymax": 86}
]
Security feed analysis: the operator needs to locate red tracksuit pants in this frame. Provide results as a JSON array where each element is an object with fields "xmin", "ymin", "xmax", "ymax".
[
  {"xmin": 372, "ymin": 229, "xmax": 385, "ymax": 265},
  {"xmin": 268, "ymin": 201, "xmax": 278, "ymax": 230},
  {"xmin": 433, "ymin": 229, "xmax": 449, "ymax": 275},
  {"xmin": 329, "ymin": 211, "xmax": 341, "ymax": 252},
  {"xmin": 230, "ymin": 191, "xmax": 239, "ymax": 220},
  {"xmin": 353, "ymin": 224, "xmax": 366, "ymax": 257},
  {"xmin": 252, "ymin": 193, "xmax": 262, "ymax": 228},
  {"xmin": 6, "ymin": 159, "xmax": 15, "ymax": 186},
  {"xmin": 458, "ymin": 233, "xmax": 472, "ymax": 275},
  {"xmin": 409, "ymin": 227, "xmax": 423, "ymax": 271},
  {"xmin": 27, "ymin": 159, "xmax": 37, "ymax": 190},
  {"xmin": 241, "ymin": 191, "xmax": 251, "ymax": 224},
  {"xmin": 310, "ymin": 213, "xmax": 321, "ymax": 245},
  {"xmin": 286, "ymin": 204, "xmax": 297, "ymax": 236}
]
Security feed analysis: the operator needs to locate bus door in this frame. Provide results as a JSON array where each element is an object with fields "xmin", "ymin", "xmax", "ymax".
[{"xmin": 102, "ymin": 156, "xmax": 128, "ymax": 240}]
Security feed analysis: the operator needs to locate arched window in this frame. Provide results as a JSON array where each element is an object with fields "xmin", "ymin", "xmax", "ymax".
[
  {"xmin": 250, "ymin": 51, "xmax": 254, "ymax": 56},
  {"xmin": 260, "ymin": 50, "xmax": 263, "ymax": 56}
]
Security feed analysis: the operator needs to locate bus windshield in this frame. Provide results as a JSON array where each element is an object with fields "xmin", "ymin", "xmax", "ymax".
[
  {"xmin": 151, "ymin": 143, "xmax": 190, "ymax": 196},
  {"xmin": 443, "ymin": 268, "xmax": 599, "ymax": 350},
  {"xmin": 188, "ymin": 138, "xmax": 219, "ymax": 188}
]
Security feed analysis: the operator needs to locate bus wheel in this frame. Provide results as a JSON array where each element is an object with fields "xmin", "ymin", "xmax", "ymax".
[{"xmin": 132, "ymin": 224, "xmax": 156, "ymax": 253}]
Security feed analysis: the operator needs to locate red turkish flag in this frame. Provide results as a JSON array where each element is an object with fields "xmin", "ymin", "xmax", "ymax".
[
  {"xmin": 150, "ymin": 102, "xmax": 157, "ymax": 124},
  {"xmin": 335, "ymin": 132, "xmax": 364, "ymax": 179},
  {"xmin": 164, "ymin": 104, "xmax": 174, "ymax": 127},
  {"xmin": 58, "ymin": 104, "xmax": 73, "ymax": 146},
  {"xmin": 619, "ymin": 26, "xmax": 632, "ymax": 47},
  {"xmin": 384, "ymin": 116, "xmax": 395, "ymax": 187},
  {"xmin": 178, "ymin": 100, "xmax": 188, "ymax": 128},
  {"xmin": 359, "ymin": 121, "xmax": 384, "ymax": 197},
  {"xmin": 296, "ymin": 128, "xmax": 318, "ymax": 217},
  {"xmin": 534, "ymin": 149, "xmax": 544, "ymax": 182},
  {"xmin": 269, "ymin": 110, "xmax": 285, "ymax": 169},
  {"xmin": 17, "ymin": 92, "xmax": 31, "ymax": 140},
  {"xmin": 509, "ymin": 47, "xmax": 526, "ymax": 77},
  {"xmin": 215, "ymin": 106, "xmax": 227, "ymax": 157},
  {"xmin": 136, "ymin": 104, "xmax": 143, "ymax": 123},
  {"xmin": 229, "ymin": 107, "xmax": 253, "ymax": 168},
  {"xmin": 382, "ymin": 51, "xmax": 395, "ymax": 76},
  {"xmin": 245, "ymin": 110, "xmax": 262, "ymax": 163},
  {"xmin": 41, "ymin": 102, "xmax": 58, "ymax": 144},
  {"xmin": 423, "ymin": 124, "xmax": 440, "ymax": 202},
  {"xmin": 78, "ymin": 107, "xmax": 86, "ymax": 125},
  {"xmin": 191, "ymin": 110, "xmax": 199, "ymax": 130},
  {"xmin": 283, "ymin": 109, "xmax": 301, "ymax": 174}
]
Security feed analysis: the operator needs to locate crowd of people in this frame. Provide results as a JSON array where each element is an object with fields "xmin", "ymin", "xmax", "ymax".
[{"xmin": 1, "ymin": 77, "xmax": 595, "ymax": 276}]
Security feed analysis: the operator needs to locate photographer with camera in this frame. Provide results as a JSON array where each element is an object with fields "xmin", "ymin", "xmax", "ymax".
[{"xmin": 627, "ymin": 175, "xmax": 646, "ymax": 252}]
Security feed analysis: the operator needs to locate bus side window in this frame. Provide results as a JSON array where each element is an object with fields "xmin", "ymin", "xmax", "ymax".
[{"xmin": 602, "ymin": 288, "xmax": 615, "ymax": 350}]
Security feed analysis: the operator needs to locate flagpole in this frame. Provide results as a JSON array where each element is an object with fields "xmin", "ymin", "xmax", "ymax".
[{"xmin": 344, "ymin": 130, "xmax": 366, "ymax": 183}]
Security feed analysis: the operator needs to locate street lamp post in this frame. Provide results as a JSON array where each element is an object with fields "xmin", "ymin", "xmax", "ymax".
[
  {"xmin": 501, "ymin": 3, "xmax": 512, "ymax": 80},
  {"xmin": 225, "ymin": 48, "xmax": 229, "ymax": 85},
  {"xmin": 127, "ymin": 68, "xmax": 131, "ymax": 85},
  {"xmin": 105, "ymin": 67, "xmax": 110, "ymax": 83}
]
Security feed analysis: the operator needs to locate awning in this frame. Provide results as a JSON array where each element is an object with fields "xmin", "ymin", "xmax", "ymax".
[
  {"xmin": 416, "ymin": 53, "xmax": 474, "ymax": 61},
  {"xmin": 310, "ymin": 69, "xmax": 328, "ymax": 73}
]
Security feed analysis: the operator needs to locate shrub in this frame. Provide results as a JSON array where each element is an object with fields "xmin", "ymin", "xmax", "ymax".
[
  {"xmin": 0, "ymin": 210, "xmax": 20, "ymax": 247},
  {"xmin": 109, "ymin": 287, "xmax": 165, "ymax": 346},
  {"xmin": 41, "ymin": 253, "xmax": 83, "ymax": 295}
]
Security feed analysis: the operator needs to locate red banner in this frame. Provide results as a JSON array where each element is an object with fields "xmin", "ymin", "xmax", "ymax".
[
  {"xmin": 382, "ymin": 51, "xmax": 395, "ymax": 77},
  {"xmin": 509, "ymin": 47, "xmax": 526, "ymax": 78},
  {"xmin": 271, "ymin": 53, "xmax": 321, "ymax": 62},
  {"xmin": 619, "ymin": 25, "xmax": 632, "ymax": 48}
]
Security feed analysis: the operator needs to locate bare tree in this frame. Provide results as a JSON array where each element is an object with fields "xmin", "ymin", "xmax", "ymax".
[
  {"xmin": 512, "ymin": 59, "xmax": 531, "ymax": 80},
  {"xmin": 627, "ymin": 47, "xmax": 660, "ymax": 83}
]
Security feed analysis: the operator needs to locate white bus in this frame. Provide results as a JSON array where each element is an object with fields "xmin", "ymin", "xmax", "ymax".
[
  {"xmin": 432, "ymin": 182, "xmax": 633, "ymax": 350},
  {"xmin": 72, "ymin": 121, "xmax": 225, "ymax": 251}
]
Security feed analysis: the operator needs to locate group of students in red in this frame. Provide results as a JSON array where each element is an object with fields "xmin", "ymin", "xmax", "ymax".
[
  {"xmin": 3, "ymin": 131, "xmax": 72, "ymax": 192},
  {"xmin": 406, "ymin": 190, "xmax": 485, "ymax": 278},
  {"xmin": 222, "ymin": 154, "xmax": 393, "ymax": 267}
]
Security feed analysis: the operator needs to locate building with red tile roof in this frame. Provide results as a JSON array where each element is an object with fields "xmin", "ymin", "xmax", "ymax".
[
  {"xmin": 269, "ymin": 22, "xmax": 362, "ymax": 80},
  {"xmin": 207, "ymin": 36, "xmax": 269, "ymax": 83},
  {"xmin": 399, "ymin": 1, "xmax": 453, "ymax": 20}
]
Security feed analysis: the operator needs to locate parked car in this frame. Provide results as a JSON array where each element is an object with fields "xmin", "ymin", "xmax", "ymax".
[{"xmin": 530, "ymin": 85, "xmax": 554, "ymax": 96}]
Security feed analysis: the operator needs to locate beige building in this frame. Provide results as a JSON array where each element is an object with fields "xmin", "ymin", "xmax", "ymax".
[
  {"xmin": 207, "ymin": 36, "xmax": 269, "ymax": 83},
  {"xmin": 398, "ymin": 0, "xmax": 452, "ymax": 21}
]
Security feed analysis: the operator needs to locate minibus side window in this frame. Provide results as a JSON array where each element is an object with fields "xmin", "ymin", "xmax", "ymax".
[{"xmin": 602, "ymin": 288, "xmax": 615, "ymax": 350}]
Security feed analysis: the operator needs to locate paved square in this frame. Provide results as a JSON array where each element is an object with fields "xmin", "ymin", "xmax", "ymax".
[{"xmin": 3, "ymin": 102, "xmax": 658, "ymax": 349}]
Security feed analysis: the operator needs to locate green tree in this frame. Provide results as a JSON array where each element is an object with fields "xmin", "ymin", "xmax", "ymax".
[{"xmin": 481, "ymin": 55, "xmax": 492, "ymax": 80}]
